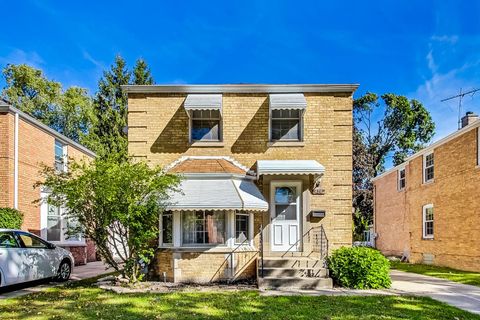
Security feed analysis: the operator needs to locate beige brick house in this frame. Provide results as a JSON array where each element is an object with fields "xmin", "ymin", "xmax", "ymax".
[
  {"xmin": 373, "ymin": 112, "xmax": 480, "ymax": 272},
  {"xmin": 0, "ymin": 99, "xmax": 97, "ymax": 265},
  {"xmin": 123, "ymin": 84, "xmax": 357, "ymax": 287}
]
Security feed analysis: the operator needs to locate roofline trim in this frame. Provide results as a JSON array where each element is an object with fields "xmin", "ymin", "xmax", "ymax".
[
  {"xmin": 0, "ymin": 104, "xmax": 96, "ymax": 158},
  {"xmin": 372, "ymin": 119, "xmax": 480, "ymax": 182},
  {"xmin": 121, "ymin": 84, "xmax": 359, "ymax": 94}
]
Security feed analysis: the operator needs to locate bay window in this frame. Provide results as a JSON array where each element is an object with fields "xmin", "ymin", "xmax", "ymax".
[
  {"xmin": 182, "ymin": 210, "xmax": 225, "ymax": 245},
  {"xmin": 235, "ymin": 212, "xmax": 250, "ymax": 244},
  {"xmin": 161, "ymin": 211, "xmax": 173, "ymax": 245}
]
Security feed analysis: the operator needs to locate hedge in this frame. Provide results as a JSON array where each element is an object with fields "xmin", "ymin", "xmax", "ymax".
[
  {"xmin": 327, "ymin": 246, "xmax": 391, "ymax": 289},
  {"xmin": 0, "ymin": 208, "xmax": 24, "ymax": 229}
]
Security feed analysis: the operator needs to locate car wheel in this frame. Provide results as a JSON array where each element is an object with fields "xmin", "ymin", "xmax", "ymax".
[{"xmin": 57, "ymin": 260, "xmax": 71, "ymax": 282}]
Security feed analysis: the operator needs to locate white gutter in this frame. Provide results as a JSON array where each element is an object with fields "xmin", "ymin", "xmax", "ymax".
[{"xmin": 13, "ymin": 112, "xmax": 19, "ymax": 209}]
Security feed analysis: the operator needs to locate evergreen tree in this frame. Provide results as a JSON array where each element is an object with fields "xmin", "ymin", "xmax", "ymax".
[{"xmin": 132, "ymin": 58, "xmax": 154, "ymax": 85}]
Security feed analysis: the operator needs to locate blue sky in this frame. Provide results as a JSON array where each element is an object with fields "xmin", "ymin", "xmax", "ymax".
[{"xmin": 1, "ymin": 0, "xmax": 480, "ymax": 148}]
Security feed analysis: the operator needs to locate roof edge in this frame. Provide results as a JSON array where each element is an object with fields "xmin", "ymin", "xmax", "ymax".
[
  {"xmin": 372, "ymin": 119, "xmax": 480, "ymax": 182},
  {"xmin": 121, "ymin": 84, "xmax": 359, "ymax": 94},
  {"xmin": 0, "ymin": 104, "xmax": 96, "ymax": 158}
]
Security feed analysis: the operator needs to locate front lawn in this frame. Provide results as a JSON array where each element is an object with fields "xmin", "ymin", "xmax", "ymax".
[
  {"xmin": 1, "ymin": 281, "xmax": 479, "ymax": 319},
  {"xmin": 391, "ymin": 261, "xmax": 480, "ymax": 287}
]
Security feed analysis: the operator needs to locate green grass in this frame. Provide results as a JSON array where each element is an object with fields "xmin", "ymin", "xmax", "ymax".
[
  {"xmin": 0, "ymin": 279, "xmax": 479, "ymax": 320},
  {"xmin": 391, "ymin": 261, "xmax": 480, "ymax": 287}
]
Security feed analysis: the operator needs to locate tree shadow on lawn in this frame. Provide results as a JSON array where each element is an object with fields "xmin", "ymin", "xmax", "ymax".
[{"xmin": 0, "ymin": 287, "xmax": 479, "ymax": 320}]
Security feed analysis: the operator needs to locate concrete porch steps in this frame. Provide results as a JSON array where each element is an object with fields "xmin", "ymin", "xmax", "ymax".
[{"xmin": 258, "ymin": 257, "xmax": 333, "ymax": 290}]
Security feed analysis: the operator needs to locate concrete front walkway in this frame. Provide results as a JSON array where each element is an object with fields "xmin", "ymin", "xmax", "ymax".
[
  {"xmin": 390, "ymin": 269, "xmax": 480, "ymax": 315},
  {"xmin": 0, "ymin": 261, "xmax": 113, "ymax": 299}
]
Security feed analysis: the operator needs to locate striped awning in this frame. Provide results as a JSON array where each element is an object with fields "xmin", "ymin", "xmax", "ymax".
[
  {"xmin": 256, "ymin": 160, "xmax": 325, "ymax": 176},
  {"xmin": 184, "ymin": 94, "xmax": 222, "ymax": 112},
  {"xmin": 269, "ymin": 93, "xmax": 307, "ymax": 110},
  {"xmin": 167, "ymin": 177, "xmax": 268, "ymax": 211}
]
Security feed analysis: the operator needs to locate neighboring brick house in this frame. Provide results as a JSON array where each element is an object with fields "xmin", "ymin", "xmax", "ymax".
[
  {"xmin": 123, "ymin": 84, "xmax": 357, "ymax": 287},
  {"xmin": 373, "ymin": 112, "xmax": 480, "ymax": 272},
  {"xmin": 0, "ymin": 99, "xmax": 97, "ymax": 265}
]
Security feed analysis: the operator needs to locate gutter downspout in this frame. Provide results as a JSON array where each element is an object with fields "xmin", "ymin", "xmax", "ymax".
[{"xmin": 13, "ymin": 112, "xmax": 19, "ymax": 209}]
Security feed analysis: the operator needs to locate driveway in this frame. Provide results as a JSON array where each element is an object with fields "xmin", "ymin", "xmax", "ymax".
[
  {"xmin": 0, "ymin": 261, "xmax": 113, "ymax": 299},
  {"xmin": 390, "ymin": 270, "xmax": 480, "ymax": 315}
]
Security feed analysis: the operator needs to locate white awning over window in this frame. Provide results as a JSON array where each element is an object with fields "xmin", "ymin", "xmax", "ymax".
[
  {"xmin": 167, "ymin": 177, "xmax": 268, "ymax": 211},
  {"xmin": 256, "ymin": 160, "xmax": 325, "ymax": 176},
  {"xmin": 269, "ymin": 93, "xmax": 307, "ymax": 110},
  {"xmin": 184, "ymin": 94, "xmax": 222, "ymax": 113}
]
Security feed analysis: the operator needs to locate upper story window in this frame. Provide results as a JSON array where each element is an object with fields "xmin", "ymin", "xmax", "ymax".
[
  {"xmin": 190, "ymin": 110, "xmax": 221, "ymax": 142},
  {"xmin": 422, "ymin": 204, "xmax": 434, "ymax": 239},
  {"xmin": 271, "ymin": 110, "xmax": 302, "ymax": 141},
  {"xmin": 54, "ymin": 140, "xmax": 67, "ymax": 172},
  {"xmin": 269, "ymin": 93, "xmax": 306, "ymax": 142},
  {"xmin": 398, "ymin": 167, "xmax": 406, "ymax": 191},
  {"xmin": 423, "ymin": 151, "xmax": 434, "ymax": 183}
]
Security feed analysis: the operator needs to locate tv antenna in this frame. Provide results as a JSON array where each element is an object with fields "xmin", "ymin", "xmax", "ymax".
[{"xmin": 441, "ymin": 88, "xmax": 480, "ymax": 129}]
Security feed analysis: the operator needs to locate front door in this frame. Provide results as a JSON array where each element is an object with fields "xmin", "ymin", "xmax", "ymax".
[{"xmin": 270, "ymin": 181, "xmax": 301, "ymax": 252}]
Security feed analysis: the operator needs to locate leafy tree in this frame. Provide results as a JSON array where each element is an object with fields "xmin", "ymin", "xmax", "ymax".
[
  {"xmin": 37, "ymin": 156, "xmax": 180, "ymax": 282},
  {"xmin": 1, "ymin": 64, "xmax": 61, "ymax": 126},
  {"xmin": 352, "ymin": 92, "xmax": 435, "ymax": 237},
  {"xmin": 132, "ymin": 58, "xmax": 154, "ymax": 85},
  {"xmin": 1, "ymin": 64, "xmax": 93, "ymax": 143}
]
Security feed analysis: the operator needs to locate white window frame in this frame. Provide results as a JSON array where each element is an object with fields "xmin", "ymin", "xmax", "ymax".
[
  {"xmin": 423, "ymin": 151, "xmax": 434, "ymax": 184},
  {"xmin": 397, "ymin": 167, "xmax": 406, "ymax": 191},
  {"xmin": 180, "ymin": 210, "xmax": 227, "ymax": 247},
  {"xmin": 54, "ymin": 139, "xmax": 68, "ymax": 173},
  {"xmin": 40, "ymin": 192, "xmax": 84, "ymax": 246},
  {"xmin": 189, "ymin": 110, "xmax": 222, "ymax": 143},
  {"xmin": 422, "ymin": 204, "xmax": 434, "ymax": 239},
  {"xmin": 234, "ymin": 211, "xmax": 253, "ymax": 245},
  {"xmin": 159, "ymin": 211, "xmax": 173, "ymax": 247},
  {"xmin": 269, "ymin": 109, "xmax": 304, "ymax": 142}
]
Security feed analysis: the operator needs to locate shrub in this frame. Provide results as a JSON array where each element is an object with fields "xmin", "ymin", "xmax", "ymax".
[
  {"xmin": 327, "ymin": 246, "xmax": 391, "ymax": 289},
  {"xmin": 0, "ymin": 208, "xmax": 24, "ymax": 229}
]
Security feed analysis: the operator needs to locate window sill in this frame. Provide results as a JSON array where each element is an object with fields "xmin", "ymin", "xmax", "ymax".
[
  {"xmin": 52, "ymin": 241, "xmax": 86, "ymax": 247},
  {"xmin": 422, "ymin": 237, "xmax": 434, "ymax": 241},
  {"xmin": 423, "ymin": 179, "xmax": 435, "ymax": 185},
  {"xmin": 267, "ymin": 141, "xmax": 305, "ymax": 147},
  {"xmin": 158, "ymin": 245, "xmax": 257, "ymax": 253},
  {"xmin": 189, "ymin": 141, "xmax": 225, "ymax": 148}
]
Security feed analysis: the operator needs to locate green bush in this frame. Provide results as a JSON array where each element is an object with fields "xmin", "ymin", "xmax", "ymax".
[
  {"xmin": 327, "ymin": 246, "xmax": 391, "ymax": 289},
  {"xmin": 0, "ymin": 208, "xmax": 24, "ymax": 229}
]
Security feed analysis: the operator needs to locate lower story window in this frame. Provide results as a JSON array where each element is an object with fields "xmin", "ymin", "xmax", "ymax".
[
  {"xmin": 183, "ymin": 210, "xmax": 225, "ymax": 245},
  {"xmin": 423, "ymin": 204, "xmax": 434, "ymax": 239},
  {"xmin": 235, "ymin": 212, "xmax": 250, "ymax": 244},
  {"xmin": 45, "ymin": 203, "xmax": 82, "ymax": 243},
  {"xmin": 162, "ymin": 211, "xmax": 173, "ymax": 244}
]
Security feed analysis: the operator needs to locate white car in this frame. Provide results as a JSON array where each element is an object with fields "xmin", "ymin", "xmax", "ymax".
[{"xmin": 0, "ymin": 229, "xmax": 74, "ymax": 287}]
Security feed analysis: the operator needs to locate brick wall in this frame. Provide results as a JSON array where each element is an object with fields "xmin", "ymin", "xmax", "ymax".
[
  {"xmin": 374, "ymin": 128, "xmax": 480, "ymax": 271},
  {"xmin": 0, "ymin": 111, "xmax": 95, "ymax": 265},
  {"xmin": 128, "ymin": 92, "xmax": 354, "ymax": 252}
]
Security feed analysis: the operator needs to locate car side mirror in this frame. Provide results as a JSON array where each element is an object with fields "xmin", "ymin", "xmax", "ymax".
[{"xmin": 48, "ymin": 243, "xmax": 56, "ymax": 249}]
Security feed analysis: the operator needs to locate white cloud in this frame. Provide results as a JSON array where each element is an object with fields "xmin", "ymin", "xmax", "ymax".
[
  {"xmin": 0, "ymin": 49, "xmax": 44, "ymax": 68},
  {"xmin": 82, "ymin": 50, "xmax": 104, "ymax": 69}
]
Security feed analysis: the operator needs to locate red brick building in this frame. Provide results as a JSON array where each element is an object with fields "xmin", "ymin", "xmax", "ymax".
[{"xmin": 0, "ymin": 99, "xmax": 97, "ymax": 265}]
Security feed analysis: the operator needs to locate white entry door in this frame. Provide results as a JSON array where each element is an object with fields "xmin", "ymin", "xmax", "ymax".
[{"xmin": 270, "ymin": 181, "xmax": 301, "ymax": 252}]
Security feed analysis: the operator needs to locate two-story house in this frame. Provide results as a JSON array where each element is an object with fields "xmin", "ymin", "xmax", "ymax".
[
  {"xmin": 0, "ymin": 99, "xmax": 97, "ymax": 265},
  {"xmin": 373, "ymin": 112, "xmax": 480, "ymax": 272},
  {"xmin": 123, "ymin": 84, "xmax": 358, "ymax": 288}
]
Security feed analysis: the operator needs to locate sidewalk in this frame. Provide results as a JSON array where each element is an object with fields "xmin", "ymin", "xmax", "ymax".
[
  {"xmin": 390, "ymin": 269, "xmax": 480, "ymax": 315},
  {"xmin": 0, "ymin": 261, "xmax": 113, "ymax": 299}
]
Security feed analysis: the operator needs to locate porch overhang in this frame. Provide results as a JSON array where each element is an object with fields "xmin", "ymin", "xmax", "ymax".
[
  {"xmin": 166, "ymin": 176, "xmax": 268, "ymax": 212},
  {"xmin": 256, "ymin": 160, "xmax": 326, "ymax": 195}
]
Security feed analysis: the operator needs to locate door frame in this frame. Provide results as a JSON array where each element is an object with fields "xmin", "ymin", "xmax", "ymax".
[{"xmin": 269, "ymin": 180, "xmax": 302, "ymax": 252}]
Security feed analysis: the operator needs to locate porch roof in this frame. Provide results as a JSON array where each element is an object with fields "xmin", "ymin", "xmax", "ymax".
[
  {"xmin": 256, "ymin": 160, "xmax": 325, "ymax": 177},
  {"xmin": 166, "ymin": 177, "xmax": 268, "ymax": 212}
]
